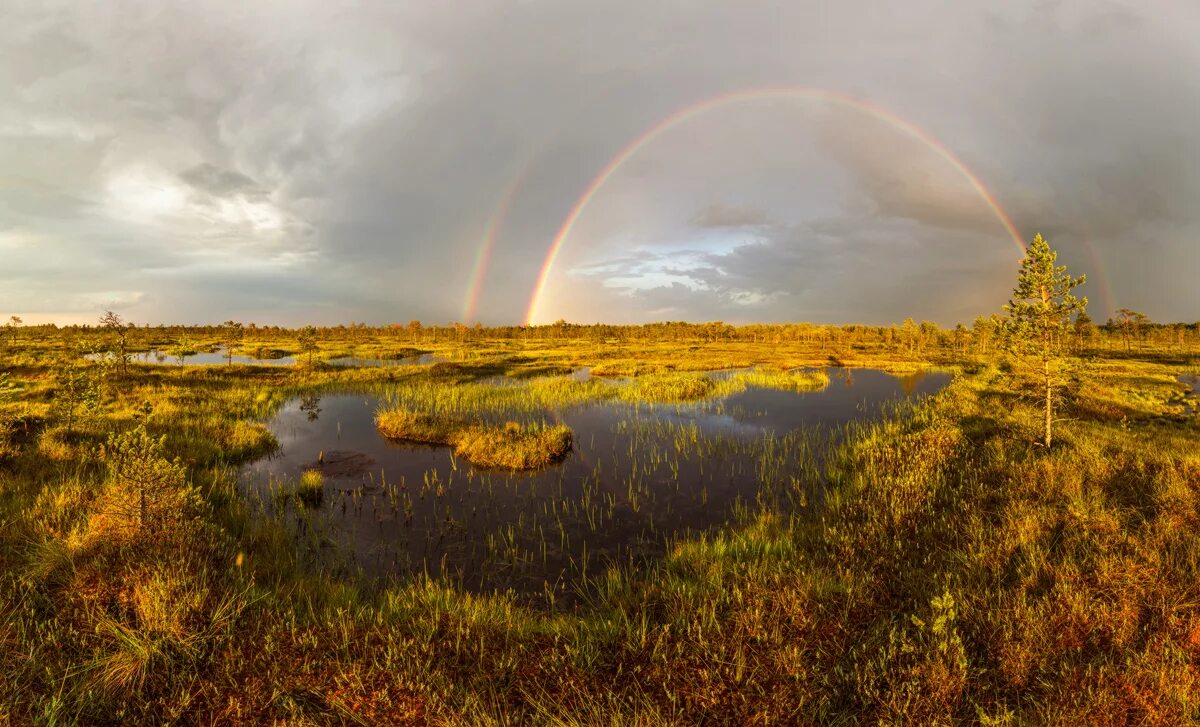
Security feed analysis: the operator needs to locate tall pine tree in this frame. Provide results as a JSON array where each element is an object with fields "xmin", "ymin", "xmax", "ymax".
[{"xmin": 1004, "ymin": 233, "xmax": 1087, "ymax": 448}]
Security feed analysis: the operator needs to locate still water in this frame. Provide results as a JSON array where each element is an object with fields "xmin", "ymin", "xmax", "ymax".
[
  {"xmin": 242, "ymin": 368, "xmax": 950, "ymax": 601},
  {"xmin": 87, "ymin": 347, "xmax": 438, "ymax": 367}
]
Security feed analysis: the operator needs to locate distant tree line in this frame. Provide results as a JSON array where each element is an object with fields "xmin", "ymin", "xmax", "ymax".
[{"xmin": 6, "ymin": 315, "xmax": 1198, "ymax": 356}]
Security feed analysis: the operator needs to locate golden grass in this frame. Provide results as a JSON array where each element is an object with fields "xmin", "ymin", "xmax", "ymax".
[
  {"xmin": 296, "ymin": 469, "xmax": 324, "ymax": 507},
  {"xmin": 376, "ymin": 408, "xmax": 573, "ymax": 470},
  {"xmin": 454, "ymin": 421, "xmax": 574, "ymax": 470},
  {"xmin": 735, "ymin": 368, "xmax": 830, "ymax": 392}
]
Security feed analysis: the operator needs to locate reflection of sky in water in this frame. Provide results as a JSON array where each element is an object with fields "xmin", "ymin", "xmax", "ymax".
[
  {"xmin": 647, "ymin": 368, "xmax": 946, "ymax": 436},
  {"xmin": 86, "ymin": 347, "xmax": 439, "ymax": 368},
  {"xmin": 241, "ymin": 367, "xmax": 951, "ymax": 598}
]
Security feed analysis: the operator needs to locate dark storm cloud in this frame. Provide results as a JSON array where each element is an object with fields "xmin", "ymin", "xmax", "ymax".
[{"xmin": 2, "ymin": 0, "xmax": 1196, "ymax": 325}]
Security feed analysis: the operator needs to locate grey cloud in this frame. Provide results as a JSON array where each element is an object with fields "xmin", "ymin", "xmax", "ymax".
[
  {"xmin": 2, "ymin": 0, "xmax": 1197, "ymax": 325},
  {"xmin": 179, "ymin": 163, "xmax": 261, "ymax": 198},
  {"xmin": 691, "ymin": 204, "xmax": 770, "ymax": 229}
]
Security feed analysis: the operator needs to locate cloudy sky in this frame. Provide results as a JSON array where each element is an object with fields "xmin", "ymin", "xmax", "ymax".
[{"xmin": 2, "ymin": 0, "xmax": 1197, "ymax": 326}]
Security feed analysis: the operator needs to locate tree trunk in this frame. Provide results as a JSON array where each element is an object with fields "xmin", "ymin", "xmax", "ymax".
[{"xmin": 1044, "ymin": 358, "xmax": 1053, "ymax": 448}]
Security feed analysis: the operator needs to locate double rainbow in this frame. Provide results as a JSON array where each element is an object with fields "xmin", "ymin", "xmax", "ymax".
[
  {"xmin": 523, "ymin": 86, "xmax": 1028, "ymax": 325},
  {"xmin": 458, "ymin": 85, "xmax": 1110, "ymax": 325}
]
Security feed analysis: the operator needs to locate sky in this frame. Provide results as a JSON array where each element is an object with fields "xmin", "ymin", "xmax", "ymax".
[{"xmin": 2, "ymin": 0, "xmax": 1197, "ymax": 327}]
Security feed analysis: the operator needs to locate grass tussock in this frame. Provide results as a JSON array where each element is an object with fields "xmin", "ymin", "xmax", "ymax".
[
  {"xmin": 736, "ymin": 368, "xmax": 830, "ymax": 392},
  {"xmin": 621, "ymin": 372, "xmax": 719, "ymax": 402},
  {"xmin": 376, "ymin": 408, "xmax": 573, "ymax": 470},
  {"xmin": 295, "ymin": 469, "xmax": 325, "ymax": 507},
  {"xmin": 454, "ymin": 420, "xmax": 574, "ymax": 470}
]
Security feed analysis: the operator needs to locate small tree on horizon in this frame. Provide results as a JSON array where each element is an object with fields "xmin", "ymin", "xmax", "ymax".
[
  {"xmin": 221, "ymin": 321, "xmax": 243, "ymax": 364},
  {"xmin": 8, "ymin": 316, "xmax": 21, "ymax": 344},
  {"xmin": 1073, "ymin": 310, "xmax": 1096, "ymax": 352},
  {"xmin": 1111, "ymin": 308, "xmax": 1150, "ymax": 352},
  {"xmin": 297, "ymin": 325, "xmax": 319, "ymax": 365},
  {"xmin": 1004, "ymin": 233, "xmax": 1087, "ymax": 448},
  {"xmin": 99, "ymin": 310, "xmax": 131, "ymax": 375}
]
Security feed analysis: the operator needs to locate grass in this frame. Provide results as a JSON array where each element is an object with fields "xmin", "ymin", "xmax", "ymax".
[
  {"xmin": 736, "ymin": 367, "xmax": 831, "ymax": 391},
  {"xmin": 0, "ymin": 328, "xmax": 1197, "ymax": 722},
  {"xmin": 296, "ymin": 469, "xmax": 325, "ymax": 507},
  {"xmin": 454, "ymin": 421, "xmax": 574, "ymax": 470},
  {"xmin": 376, "ymin": 408, "xmax": 573, "ymax": 470}
]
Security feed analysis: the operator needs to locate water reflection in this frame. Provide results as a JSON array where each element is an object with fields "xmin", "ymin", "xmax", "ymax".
[
  {"xmin": 85, "ymin": 347, "xmax": 440, "ymax": 368},
  {"xmin": 299, "ymin": 393, "xmax": 323, "ymax": 422},
  {"xmin": 242, "ymin": 368, "xmax": 950, "ymax": 601}
]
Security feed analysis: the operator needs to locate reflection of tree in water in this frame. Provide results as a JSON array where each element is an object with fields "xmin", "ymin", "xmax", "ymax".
[
  {"xmin": 300, "ymin": 394, "xmax": 322, "ymax": 422},
  {"xmin": 838, "ymin": 368, "xmax": 854, "ymax": 387},
  {"xmin": 897, "ymin": 370, "xmax": 926, "ymax": 397}
]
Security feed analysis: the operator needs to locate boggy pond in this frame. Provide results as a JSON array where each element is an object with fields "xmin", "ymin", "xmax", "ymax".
[
  {"xmin": 88, "ymin": 347, "xmax": 440, "ymax": 367},
  {"xmin": 241, "ymin": 368, "xmax": 950, "ymax": 603}
]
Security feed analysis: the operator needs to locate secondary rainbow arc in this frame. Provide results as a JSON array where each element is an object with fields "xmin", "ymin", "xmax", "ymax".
[{"xmin": 462, "ymin": 167, "xmax": 529, "ymax": 323}]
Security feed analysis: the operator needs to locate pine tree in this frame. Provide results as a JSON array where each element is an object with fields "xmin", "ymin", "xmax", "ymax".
[
  {"xmin": 1004, "ymin": 233, "xmax": 1087, "ymax": 448},
  {"xmin": 221, "ymin": 320, "xmax": 243, "ymax": 364},
  {"xmin": 297, "ymin": 325, "xmax": 319, "ymax": 365}
]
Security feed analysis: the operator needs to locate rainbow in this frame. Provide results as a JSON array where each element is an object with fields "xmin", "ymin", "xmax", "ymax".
[
  {"xmin": 524, "ymin": 86, "xmax": 1030, "ymax": 325},
  {"xmin": 462, "ymin": 168, "xmax": 529, "ymax": 323}
]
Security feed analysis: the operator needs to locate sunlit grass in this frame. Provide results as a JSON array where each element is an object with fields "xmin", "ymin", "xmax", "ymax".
[
  {"xmin": 0, "ymin": 327, "xmax": 1197, "ymax": 722},
  {"xmin": 376, "ymin": 408, "xmax": 573, "ymax": 470},
  {"xmin": 296, "ymin": 469, "xmax": 325, "ymax": 507}
]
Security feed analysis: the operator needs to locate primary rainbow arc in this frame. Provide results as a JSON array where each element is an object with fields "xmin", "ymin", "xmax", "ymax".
[{"xmin": 523, "ymin": 86, "xmax": 1028, "ymax": 326}]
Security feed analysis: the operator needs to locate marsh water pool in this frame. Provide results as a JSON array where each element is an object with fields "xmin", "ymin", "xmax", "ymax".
[
  {"xmin": 242, "ymin": 368, "xmax": 950, "ymax": 601},
  {"xmin": 87, "ymin": 347, "xmax": 440, "ymax": 367}
]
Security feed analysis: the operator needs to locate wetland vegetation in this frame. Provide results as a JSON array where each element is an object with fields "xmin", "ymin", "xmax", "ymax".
[{"xmin": 1, "ymin": 303, "xmax": 1198, "ymax": 723}]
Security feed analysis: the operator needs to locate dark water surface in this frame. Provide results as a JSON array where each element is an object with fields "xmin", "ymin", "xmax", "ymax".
[
  {"xmin": 87, "ymin": 347, "xmax": 438, "ymax": 367},
  {"xmin": 241, "ymin": 368, "xmax": 949, "ymax": 601}
]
